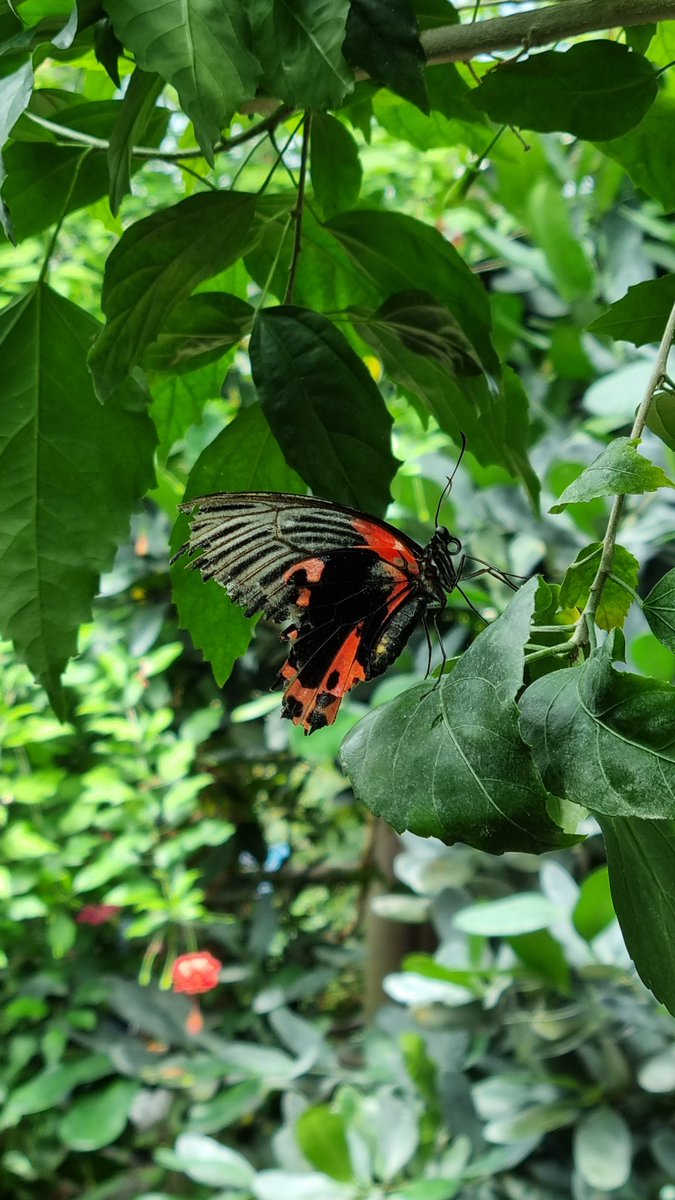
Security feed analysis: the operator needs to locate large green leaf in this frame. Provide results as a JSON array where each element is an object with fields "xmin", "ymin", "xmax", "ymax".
[
  {"xmin": 57, "ymin": 1079, "xmax": 140, "ymax": 1151},
  {"xmin": 250, "ymin": 305, "xmax": 397, "ymax": 514},
  {"xmin": 588, "ymin": 275, "xmax": 675, "ymax": 346},
  {"xmin": 103, "ymin": 0, "xmax": 260, "ymax": 160},
  {"xmin": 144, "ymin": 292, "xmax": 254, "ymax": 374},
  {"xmin": 643, "ymin": 567, "xmax": 675, "ymax": 653},
  {"xmin": 341, "ymin": 579, "xmax": 576, "ymax": 854},
  {"xmin": 470, "ymin": 42, "xmax": 658, "ymax": 140},
  {"xmin": 0, "ymin": 55, "xmax": 33, "ymax": 239},
  {"xmin": 107, "ymin": 67, "xmax": 163, "ymax": 215},
  {"xmin": 559, "ymin": 542, "xmax": 638, "ymax": 631},
  {"xmin": 551, "ymin": 438, "xmax": 674, "ymax": 511},
  {"xmin": 1, "ymin": 1054, "xmax": 114, "ymax": 1127},
  {"xmin": 520, "ymin": 637, "xmax": 675, "ymax": 819},
  {"xmin": 89, "ymin": 190, "xmax": 256, "ymax": 401},
  {"xmin": 149, "ymin": 359, "xmax": 229, "ymax": 464},
  {"xmin": 344, "ymin": 0, "xmax": 428, "ymax": 112},
  {"xmin": 600, "ymin": 815, "xmax": 675, "ymax": 1014},
  {"xmin": 0, "ymin": 285, "xmax": 156, "ymax": 714},
  {"xmin": 310, "ymin": 113, "xmax": 362, "ymax": 220},
  {"xmin": 250, "ymin": 0, "xmax": 353, "ymax": 109},
  {"xmin": 172, "ymin": 404, "xmax": 305, "ymax": 686},
  {"xmin": 296, "ymin": 1106, "xmax": 353, "ymax": 1182},
  {"xmin": 602, "ymin": 90, "xmax": 675, "ymax": 211}
]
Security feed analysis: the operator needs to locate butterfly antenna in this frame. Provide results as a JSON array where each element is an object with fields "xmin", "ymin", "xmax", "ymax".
[{"xmin": 434, "ymin": 431, "xmax": 467, "ymax": 528}]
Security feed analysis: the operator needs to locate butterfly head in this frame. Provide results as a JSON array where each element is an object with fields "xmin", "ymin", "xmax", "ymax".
[{"xmin": 422, "ymin": 525, "xmax": 462, "ymax": 599}]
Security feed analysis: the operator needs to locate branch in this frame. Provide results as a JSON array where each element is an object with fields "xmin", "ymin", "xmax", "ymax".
[
  {"xmin": 284, "ymin": 112, "xmax": 311, "ymax": 305},
  {"xmin": 422, "ymin": 0, "xmax": 675, "ymax": 63}
]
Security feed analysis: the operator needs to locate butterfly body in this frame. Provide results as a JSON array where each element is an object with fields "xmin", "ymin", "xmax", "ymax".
[{"xmin": 174, "ymin": 492, "xmax": 466, "ymax": 734}]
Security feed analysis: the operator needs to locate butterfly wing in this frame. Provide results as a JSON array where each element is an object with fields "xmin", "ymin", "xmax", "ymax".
[{"xmin": 175, "ymin": 492, "xmax": 427, "ymax": 732}]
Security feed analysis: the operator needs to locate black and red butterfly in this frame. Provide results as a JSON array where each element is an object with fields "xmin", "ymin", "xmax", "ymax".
[{"xmin": 173, "ymin": 450, "xmax": 519, "ymax": 733}]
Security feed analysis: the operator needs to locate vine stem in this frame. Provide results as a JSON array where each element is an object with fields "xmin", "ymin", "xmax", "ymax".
[
  {"xmin": 574, "ymin": 295, "xmax": 675, "ymax": 647},
  {"xmin": 284, "ymin": 112, "xmax": 311, "ymax": 306}
]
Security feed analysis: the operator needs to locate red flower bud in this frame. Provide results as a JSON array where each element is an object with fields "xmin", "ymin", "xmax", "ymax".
[
  {"xmin": 171, "ymin": 951, "xmax": 222, "ymax": 995},
  {"xmin": 76, "ymin": 904, "xmax": 121, "ymax": 926}
]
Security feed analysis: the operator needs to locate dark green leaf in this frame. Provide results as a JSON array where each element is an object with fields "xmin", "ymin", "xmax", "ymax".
[
  {"xmin": 89, "ymin": 191, "xmax": 256, "ymax": 401},
  {"xmin": 600, "ymin": 815, "xmax": 675, "ymax": 1013},
  {"xmin": 250, "ymin": 305, "xmax": 397, "ymax": 514},
  {"xmin": 107, "ymin": 67, "xmax": 163, "ymax": 215},
  {"xmin": 2, "ymin": 1054, "xmax": 113, "ymax": 1125},
  {"xmin": 94, "ymin": 16, "xmax": 123, "ymax": 87},
  {"xmin": 358, "ymin": 290, "xmax": 483, "ymax": 375},
  {"xmin": 559, "ymin": 542, "xmax": 638, "ymax": 631},
  {"xmin": 648, "ymin": 388, "xmax": 675, "ymax": 452},
  {"xmin": 144, "ymin": 292, "xmax": 253, "ymax": 374},
  {"xmin": 0, "ymin": 285, "xmax": 156, "ymax": 713},
  {"xmin": 104, "ymin": 0, "xmax": 260, "ymax": 161},
  {"xmin": 588, "ymin": 275, "xmax": 675, "ymax": 346},
  {"xmin": 602, "ymin": 91, "xmax": 675, "ymax": 211},
  {"xmin": 341, "ymin": 579, "xmax": 576, "ymax": 853},
  {"xmin": 470, "ymin": 42, "xmax": 658, "ymax": 140},
  {"xmin": 296, "ymin": 1106, "xmax": 353, "ymax": 1182},
  {"xmin": 625, "ymin": 23, "xmax": 655, "ymax": 54},
  {"xmin": 344, "ymin": 0, "xmax": 428, "ymax": 112},
  {"xmin": 520, "ymin": 637, "xmax": 675, "ymax": 819},
  {"xmin": 644, "ymin": 567, "xmax": 675, "ymax": 653},
  {"xmin": 550, "ymin": 437, "xmax": 674, "ymax": 511},
  {"xmin": 573, "ymin": 1108, "xmax": 632, "ymax": 1190},
  {"xmin": 0, "ymin": 56, "xmax": 34, "ymax": 240},
  {"xmin": 57, "ymin": 1079, "xmax": 140, "ymax": 1151},
  {"xmin": 250, "ymin": 0, "xmax": 353, "ymax": 110},
  {"xmin": 172, "ymin": 404, "xmax": 305, "ymax": 686},
  {"xmin": 310, "ymin": 113, "xmax": 362, "ymax": 220},
  {"xmin": 573, "ymin": 866, "xmax": 615, "ymax": 941}
]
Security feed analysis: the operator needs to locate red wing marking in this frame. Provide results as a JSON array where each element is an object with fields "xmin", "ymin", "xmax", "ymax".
[
  {"xmin": 280, "ymin": 625, "xmax": 368, "ymax": 733},
  {"xmin": 351, "ymin": 517, "xmax": 421, "ymax": 574}
]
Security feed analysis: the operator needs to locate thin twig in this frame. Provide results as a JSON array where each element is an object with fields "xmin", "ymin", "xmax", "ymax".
[
  {"xmin": 38, "ymin": 147, "xmax": 92, "ymax": 281},
  {"xmin": 284, "ymin": 112, "xmax": 311, "ymax": 306}
]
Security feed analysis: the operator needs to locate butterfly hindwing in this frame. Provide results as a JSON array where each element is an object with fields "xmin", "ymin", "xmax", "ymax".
[{"xmin": 175, "ymin": 492, "xmax": 429, "ymax": 732}]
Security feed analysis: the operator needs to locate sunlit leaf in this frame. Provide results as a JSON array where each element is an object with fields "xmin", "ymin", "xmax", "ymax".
[{"xmin": 550, "ymin": 437, "xmax": 674, "ymax": 511}]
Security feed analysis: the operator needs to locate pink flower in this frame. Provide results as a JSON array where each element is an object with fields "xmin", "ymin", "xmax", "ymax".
[
  {"xmin": 172, "ymin": 951, "xmax": 222, "ymax": 995},
  {"xmin": 76, "ymin": 904, "xmax": 121, "ymax": 926}
]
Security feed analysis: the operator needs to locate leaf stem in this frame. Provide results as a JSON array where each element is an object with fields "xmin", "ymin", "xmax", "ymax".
[
  {"xmin": 38, "ymin": 147, "xmax": 92, "ymax": 282},
  {"xmin": 284, "ymin": 112, "xmax": 312, "ymax": 306}
]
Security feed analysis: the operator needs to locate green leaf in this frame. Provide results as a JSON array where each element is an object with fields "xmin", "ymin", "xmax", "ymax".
[
  {"xmin": 551, "ymin": 438, "xmax": 674, "ymax": 511},
  {"xmin": 188, "ymin": 1080, "xmax": 268, "ymax": 1134},
  {"xmin": 507, "ymin": 930, "xmax": 570, "ymax": 991},
  {"xmin": 631, "ymin": 631, "xmax": 675, "ymax": 683},
  {"xmin": 89, "ymin": 190, "xmax": 256, "ymax": 401},
  {"xmin": 0, "ymin": 56, "xmax": 33, "ymax": 240},
  {"xmin": 150, "ymin": 358, "xmax": 228, "ymax": 463},
  {"xmin": 296, "ymin": 1106, "xmax": 353, "ymax": 1182},
  {"xmin": 520, "ymin": 637, "xmax": 675, "ymax": 819},
  {"xmin": 57, "ymin": 1079, "xmax": 140, "ymax": 1151},
  {"xmin": 626, "ymin": 23, "xmax": 656, "ymax": 54},
  {"xmin": 602, "ymin": 90, "xmax": 675, "ymax": 211},
  {"xmin": 344, "ymin": 0, "xmax": 428, "ymax": 113},
  {"xmin": 164, "ymin": 1132, "xmax": 256, "ymax": 1189},
  {"xmin": 644, "ymin": 567, "xmax": 675, "ymax": 653},
  {"xmin": 144, "ymin": 292, "xmax": 254, "ymax": 374},
  {"xmin": 453, "ymin": 894, "xmax": 559, "ymax": 936},
  {"xmin": 107, "ymin": 67, "xmax": 163, "ymax": 216},
  {"xmin": 310, "ymin": 113, "xmax": 362, "ymax": 220},
  {"xmin": 341, "ymin": 579, "xmax": 576, "ymax": 854},
  {"xmin": 559, "ymin": 543, "xmax": 638, "ymax": 631},
  {"xmin": 172, "ymin": 403, "xmax": 305, "ymax": 686},
  {"xmin": 250, "ymin": 0, "xmax": 353, "ymax": 110},
  {"xmin": 485, "ymin": 1101, "xmax": 579, "ymax": 1144},
  {"xmin": 647, "ymin": 388, "xmax": 675, "ymax": 452},
  {"xmin": 104, "ymin": 0, "xmax": 260, "ymax": 161},
  {"xmin": 470, "ymin": 42, "xmax": 658, "ymax": 140},
  {"xmin": 0, "ymin": 285, "xmax": 156, "ymax": 713},
  {"xmin": 525, "ymin": 177, "xmax": 596, "ymax": 302},
  {"xmin": 356, "ymin": 290, "xmax": 483, "ymax": 376},
  {"xmin": 1, "ymin": 1055, "xmax": 113, "ymax": 1126},
  {"xmin": 601, "ymin": 815, "xmax": 675, "ymax": 1013},
  {"xmin": 587, "ymin": 275, "xmax": 675, "ymax": 346},
  {"xmin": 573, "ymin": 866, "xmax": 615, "ymax": 942},
  {"xmin": 250, "ymin": 305, "xmax": 397, "ymax": 514}
]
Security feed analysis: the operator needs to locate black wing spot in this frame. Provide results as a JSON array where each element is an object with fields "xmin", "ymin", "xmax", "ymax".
[
  {"xmin": 281, "ymin": 694, "xmax": 303, "ymax": 720},
  {"xmin": 326, "ymin": 669, "xmax": 340, "ymax": 691},
  {"xmin": 308, "ymin": 710, "xmax": 328, "ymax": 732}
]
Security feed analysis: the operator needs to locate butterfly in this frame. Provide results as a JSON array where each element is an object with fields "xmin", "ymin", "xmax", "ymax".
[{"xmin": 173, "ymin": 454, "xmax": 518, "ymax": 734}]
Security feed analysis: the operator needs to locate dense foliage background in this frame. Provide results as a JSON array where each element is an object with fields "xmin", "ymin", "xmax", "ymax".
[{"xmin": 2, "ymin": 0, "xmax": 675, "ymax": 1196}]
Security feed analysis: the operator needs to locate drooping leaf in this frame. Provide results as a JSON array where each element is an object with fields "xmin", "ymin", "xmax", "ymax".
[
  {"xmin": 250, "ymin": 0, "xmax": 353, "ymax": 110},
  {"xmin": 310, "ymin": 113, "xmax": 362, "ymax": 220},
  {"xmin": 572, "ymin": 866, "xmax": 615, "ymax": 942},
  {"xmin": 643, "ymin": 567, "xmax": 675, "ymax": 653},
  {"xmin": 250, "ymin": 305, "xmax": 397, "ymax": 515},
  {"xmin": 357, "ymin": 290, "xmax": 483, "ymax": 376},
  {"xmin": 587, "ymin": 275, "xmax": 675, "ymax": 346},
  {"xmin": 344, "ymin": 0, "xmax": 428, "ymax": 113},
  {"xmin": 559, "ymin": 542, "xmax": 638, "ymax": 631},
  {"xmin": 600, "ymin": 815, "xmax": 675, "ymax": 1013},
  {"xmin": 341, "ymin": 579, "xmax": 577, "ymax": 854},
  {"xmin": 107, "ymin": 67, "xmax": 163, "ymax": 215},
  {"xmin": 103, "ymin": 0, "xmax": 260, "ymax": 161},
  {"xmin": 172, "ymin": 404, "xmax": 305, "ymax": 686},
  {"xmin": 0, "ymin": 284, "xmax": 156, "ymax": 714},
  {"xmin": 550, "ymin": 438, "xmax": 674, "ymax": 511},
  {"xmin": 0, "ymin": 55, "xmax": 34, "ymax": 240},
  {"xmin": 602, "ymin": 91, "xmax": 675, "ymax": 211},
  {"xmin": 144, "ymin": 292, "xmax": 254, "ymax": 373},
  {"xmin": 519, "ymin": 637, "xmax": 675, "ymax": 819},
  {"xmin": 89, "ymin": 191, "xmax": 256, "ymax": 401},
  {"xmin": 57, "ymin": 1079, "xmax": 140, "ymax": 1151},
  {"xmin": 647, "ymin": 389, "xmax": 675, "ymax": 452},
  {"xmin": 470, "ymin": 42, "xmax": 658, "ymax": 140}
]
